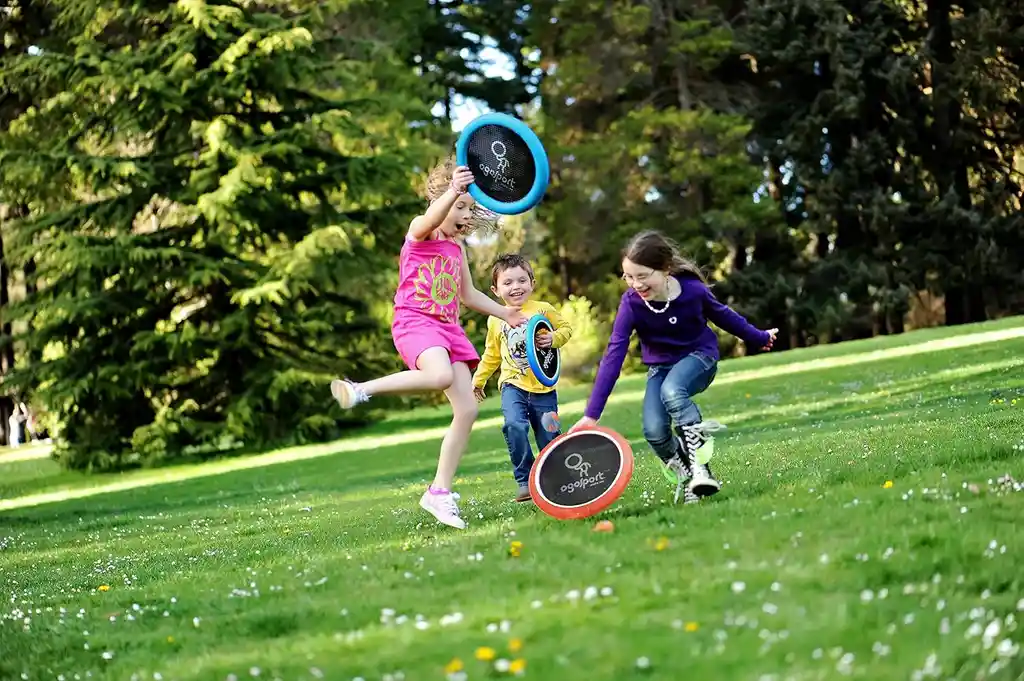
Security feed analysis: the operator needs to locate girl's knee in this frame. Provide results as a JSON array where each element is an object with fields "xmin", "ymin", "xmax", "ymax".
[
  {"xmin": 423, "ymin": 365, "xmax": 455, "ymax": 391},
  {"xmin": 454, "ymin": 399, "xmax": 478, "ymax": 422},
  {"xmin": 660, "ymin": 380, "xmax": 690, "ymax": 406},
  {"xmin": 642, "ymin": 415, "xmax": 671, "ymax": 444}
]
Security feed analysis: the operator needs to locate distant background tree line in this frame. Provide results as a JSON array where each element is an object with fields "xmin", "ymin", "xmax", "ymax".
[{"xmin": 0, "ymin": 0, "xmax": 1020, "ymax": 470}]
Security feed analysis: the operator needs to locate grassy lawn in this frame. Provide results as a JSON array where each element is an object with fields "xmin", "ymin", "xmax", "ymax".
[{"xmin": 2, "ymin": 318, "xmax": 1023, "ymax": 681}]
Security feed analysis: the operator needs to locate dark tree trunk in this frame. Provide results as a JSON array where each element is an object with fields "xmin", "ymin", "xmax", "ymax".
[
  {"xmin": 0, "ymin": 221, "xmax": 14, "ymax": 447},
  {"xmin": 927, "ymin": 0, "xmax": 982, "ymax": 326}
]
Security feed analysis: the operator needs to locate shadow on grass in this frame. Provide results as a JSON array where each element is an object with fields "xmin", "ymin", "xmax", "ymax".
[{"xmin": 0, "ymin": 456, "xmax": 509, "ymax": 529}]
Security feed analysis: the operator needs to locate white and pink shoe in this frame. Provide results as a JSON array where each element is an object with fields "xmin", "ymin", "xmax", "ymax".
[
  {"xmin": 419, "ymin": 487, "xmax": 467, "ymax": 529},
  {"xmin": 331, "ymin": 379, "xmax": 369, "ymax": 410}
]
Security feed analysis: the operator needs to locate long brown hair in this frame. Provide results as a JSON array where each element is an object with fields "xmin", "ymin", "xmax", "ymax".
[{"xmin": 622, "ymin": 230, "xmax": 707, "ymax": 283}]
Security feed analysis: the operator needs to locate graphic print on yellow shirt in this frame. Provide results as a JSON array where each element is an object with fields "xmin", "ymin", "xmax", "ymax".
[
  {"xmin": 472, "ymin": 300, "xmax": 573, "ymax": 395},
  {"xmin": 503, "ymin": 322, "xmax": 531, "ymax": 375}
]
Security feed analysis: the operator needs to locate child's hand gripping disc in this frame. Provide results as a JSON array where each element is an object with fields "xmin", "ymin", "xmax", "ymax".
[
  {"xmin": 455, "ymin": 112, "xmax": 550, "ymax": 215},
  {"xmin": 525, "ymin": 314, "xmax": 560, "ymax": 388}
]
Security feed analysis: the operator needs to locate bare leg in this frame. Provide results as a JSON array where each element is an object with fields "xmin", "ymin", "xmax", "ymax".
[
  {"xmin": 359, "ymin": 347, "xmax": 454, "ymax": 396},
  {"xmin": 332, "ymin": 347, "xmax": 454, "ymax": 408},
  {"xmin": 432, "ymin": 361, "xmax": 479, "ymax": 490}
]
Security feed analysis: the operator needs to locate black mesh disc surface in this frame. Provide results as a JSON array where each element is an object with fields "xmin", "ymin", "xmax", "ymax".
[
  {"xmin": 532, "ymin": 322, "xmax": 559, "ymax": 382},
  {"xmin": 537, "ymin": 432, "xmax": 622, "ymax": 507},
  {"xmin": 464, "ymin": 123, "xmax": 536, "ymax": 204}
]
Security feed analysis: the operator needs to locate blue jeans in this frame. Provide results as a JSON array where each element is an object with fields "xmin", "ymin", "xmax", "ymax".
[
  {"xmin": 643, "ymin": 351, "xmax": 718, "ymax": 462},
  {"xmin": 500, "ymin": 384, "xmax": 560, "ymax": 485}
]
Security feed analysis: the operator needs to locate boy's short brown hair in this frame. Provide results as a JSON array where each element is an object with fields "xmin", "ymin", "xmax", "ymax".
[{"xmin": 491, "ymin": 253, "xmax": 535, "ymax": 288}]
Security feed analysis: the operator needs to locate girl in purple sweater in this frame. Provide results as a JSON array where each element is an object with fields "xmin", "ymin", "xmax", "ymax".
[{"xmin": 571, "ymin": 230, "xmax": 777, "ymax": 505}]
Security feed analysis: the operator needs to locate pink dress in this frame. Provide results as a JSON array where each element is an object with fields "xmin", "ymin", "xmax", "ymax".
[{"xmin": 391, "ymin": 237, "xmax": 480, "ymax": 371}]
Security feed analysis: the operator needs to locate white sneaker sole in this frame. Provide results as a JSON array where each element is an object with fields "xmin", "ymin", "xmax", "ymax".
[
  {"xmin": 419, "ymin": 496, "xmax": 467, "ymax": 529},
  {"xmin": 330, "ymin": 380, "xmax": 354, "ymax": 409},
  {"xmin": 688, "ymin": 476, "xmax": 721, "ymax": 497}
]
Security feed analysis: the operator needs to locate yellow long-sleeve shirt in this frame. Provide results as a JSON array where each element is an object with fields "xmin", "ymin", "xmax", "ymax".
[{"xmin": 472, "ymin": 300, "xmax": 572, "ymax": 394}]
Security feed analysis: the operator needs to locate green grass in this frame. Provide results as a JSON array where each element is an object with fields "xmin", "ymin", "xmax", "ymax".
[{"xmin": 2, "ymin": 319, "xmax": 1024, "ymax": 681}]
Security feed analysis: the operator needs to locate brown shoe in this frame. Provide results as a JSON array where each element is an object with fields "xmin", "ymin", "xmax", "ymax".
[{"xmin": 514, "ymin": 485, "xmax": 532, "ymax": 503}]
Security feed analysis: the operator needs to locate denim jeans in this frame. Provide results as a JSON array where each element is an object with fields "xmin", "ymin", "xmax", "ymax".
[
  {"xmin": 642, "ymin": 351, "xmax": 718, "ymax": 462},
  {"xmin": 500, "ymin": 384, "xmax": 561, "ymax": 485}
]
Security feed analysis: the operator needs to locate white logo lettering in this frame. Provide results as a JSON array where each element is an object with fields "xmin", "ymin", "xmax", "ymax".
[
  {"xmin": 559, "ymin": 452, "xmax": 609, "ymax": 494},
  {"xmin": 492, "ymin": 140, "xmax": 510, "ymax": 173},
  {"xmin": 565, "ymin": 452, "xmax": 591, "ymax": 477},
  {"xmin": 477, "ymin": 137, "xmax": 517, "ymax": 191}
]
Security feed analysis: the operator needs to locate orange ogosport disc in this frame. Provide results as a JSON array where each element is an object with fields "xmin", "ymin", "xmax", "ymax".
[{"xmin": 528, "ymin": 425, "xmax": 634, "ymax": 520}]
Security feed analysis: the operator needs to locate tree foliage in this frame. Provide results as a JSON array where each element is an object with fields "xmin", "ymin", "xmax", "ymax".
[
  {"xmin": 0, "ymin": 0, "xmax": 438, "ymax": 468},
  {"xmin": 1, "ymin": 0, "xmax": 1022, "ymax": 468}
]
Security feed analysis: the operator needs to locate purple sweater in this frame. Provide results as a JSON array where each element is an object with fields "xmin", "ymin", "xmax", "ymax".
[{"xmin": 584, "ymin": 275, "xmax": 770, "ymax": 420}]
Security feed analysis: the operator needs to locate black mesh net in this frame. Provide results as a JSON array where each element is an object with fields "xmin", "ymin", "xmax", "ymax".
[
  {"xmin": 532, "ymin": 322, "xmax": 559, "ymax": 382},
  {"xmin": 537, "ymin": 432, "xmax": 621, "ymax": 507},
  {"xmin": 464, "ymin": 123, "xmax": 536, "ymax": 204}
]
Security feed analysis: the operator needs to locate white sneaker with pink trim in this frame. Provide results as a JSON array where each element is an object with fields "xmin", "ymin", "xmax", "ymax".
[
  {"xmin": 419, "ymin": 488, "xmax": 467, "ymax": 529},
  {"xmin": 330, "ymin": 379, "xmax": 368, "ymax": 410}
]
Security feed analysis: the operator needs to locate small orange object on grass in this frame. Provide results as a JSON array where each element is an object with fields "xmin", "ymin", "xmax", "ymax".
[{"xmin": 592, "ymin": 520, "xmax": 615, "ymax": 532}]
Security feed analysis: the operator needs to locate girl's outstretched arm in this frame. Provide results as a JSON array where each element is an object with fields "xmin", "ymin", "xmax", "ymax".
[
  {"xmin": 408, "ymin": 167, "xmax": 474, "ymax": 241},
  {"xmin": 702, "ymin": 285, "xmax": 773, "ymax": 349},
  {"xmin": 581, "ymin": 295, "xmax": 636, "ymax": 421}
]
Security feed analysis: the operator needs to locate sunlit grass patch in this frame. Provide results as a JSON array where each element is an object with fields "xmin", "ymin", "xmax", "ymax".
[{"xmin": 1, "ymin": 319, "xmax": 1023, "ymax": 681}]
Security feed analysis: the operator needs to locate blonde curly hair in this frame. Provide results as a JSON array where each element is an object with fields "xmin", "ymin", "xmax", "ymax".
[{"xmin": 424, "ymin": 155, "xmax": 501, "ymax": 235}]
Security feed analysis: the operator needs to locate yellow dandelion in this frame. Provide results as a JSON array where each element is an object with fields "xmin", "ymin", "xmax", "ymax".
[
  {"xmin": 97, "ymin": 585, "xmax": 110, "ymax": 592},
  {"xmin": 509, "ymin": 658, "xmax": 527, "ymax": 675},
  {"xmin": 684, "ymin": 621, "xmax": 699, "ymax": 632},
  {"xmin": 509, "ymin": 638, "xmax": 523, "ymax": 653},
  {"xmin": 653, "ymin": 537, "xmax": 669, "ymax": 551},
  {"xmin": 883, "ymin": 480, "xmax": 893, "ymax": 489},
  {"xmin": 508, "ymin": 540, "xmax": 524, "ymax": 557},
  {"xmin": 475, "ymin": 646, "xmax": 496, "ymax": 662},
  {"xmin": 444, "ymin": 658, "xmax": 464, "ymax": 674}
]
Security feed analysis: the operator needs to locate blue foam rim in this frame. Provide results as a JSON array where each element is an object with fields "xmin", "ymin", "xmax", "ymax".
[{"xmin": 455, "ymin": 112, "xmax": 550, "ymax": 215}]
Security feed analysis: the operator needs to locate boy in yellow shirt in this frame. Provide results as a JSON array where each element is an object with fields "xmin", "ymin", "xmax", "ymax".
[{"xmin": 473, "ymin": 254, "xmax": 572, "ymax": 502}]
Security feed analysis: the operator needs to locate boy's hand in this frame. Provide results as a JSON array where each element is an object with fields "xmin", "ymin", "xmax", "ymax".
[
  {"xmin": 570, "ymin": 416, "xmax": 598, "ymax": 432},
  {"xmin": 762, "ymin": 328, "xmax": 779, "ymax": 351},
  {"xmin": 535, "ymin": 330, "xmax": 553, "ymax": 348},
  {"xmin": 450, "ymin": 166, "xmax": 475, "ymax": 195},
  {"xmin": 473, "ymin": 387, "xmax": 486, "ymax": 403},
  {"xmin": 504, "ymin": 306, "xmax": 527, "ymax": 327}
]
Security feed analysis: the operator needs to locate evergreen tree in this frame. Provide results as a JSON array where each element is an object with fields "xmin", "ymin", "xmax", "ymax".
[
  {"xmin": 529, "ymin": 0, "xmax": 782, "ymax": 343},
  {"xmin": 742, "ymin": 0, "xmax": 1024, "ymax": 334},
  {"xmin": 415, "ymin": 0, "xmax": 539, "ymax": 122},
  {"xmin": 0, "ymin": 0, "xmax": 436, "ymax": 470},
  {"xmin": 740, "ymin": 0, "xmax": 926, "ymax": 343}
]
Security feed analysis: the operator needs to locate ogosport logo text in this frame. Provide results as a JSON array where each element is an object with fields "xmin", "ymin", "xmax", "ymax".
[
  {"xmin": 560, "ymin": 452, "xmax": 607, "ymax": 495},
  {"xmin": 479, "ymin": 140, "xmax": 517, "ymax": 191},
  {"xmin": 541, "ymin": 347, "xmax": 555, "ymax": 371}
]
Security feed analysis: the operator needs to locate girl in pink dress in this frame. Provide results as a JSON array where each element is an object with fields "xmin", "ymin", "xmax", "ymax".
[{"xmin": 331, "ymin": 160, "xmax": 527, "ymax": 529}]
